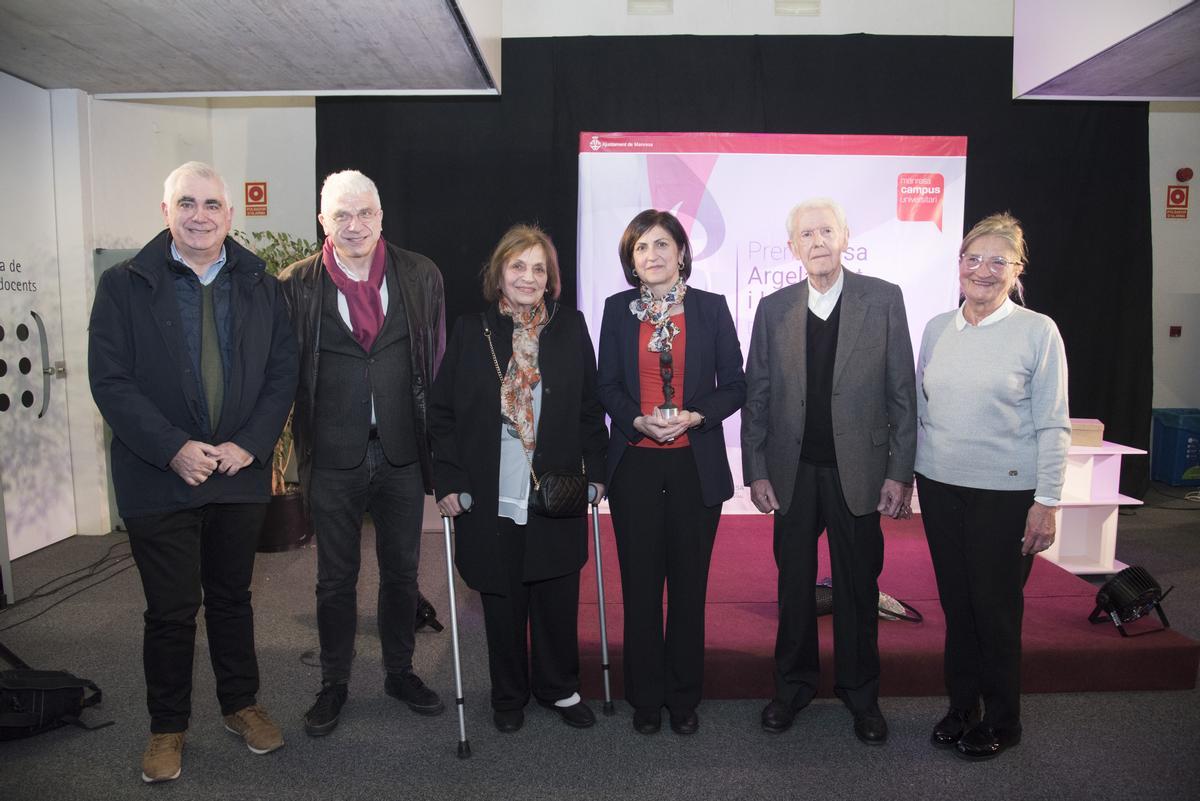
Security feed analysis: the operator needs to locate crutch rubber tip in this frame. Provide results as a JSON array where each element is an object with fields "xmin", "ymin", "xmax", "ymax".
[
  {"xmin": 457, "ymin": 740, "xmax": 472, "ymax": 759},
  {"xmin": 603, "ymin": 701, "xmax": 616, "ymax": 716}
]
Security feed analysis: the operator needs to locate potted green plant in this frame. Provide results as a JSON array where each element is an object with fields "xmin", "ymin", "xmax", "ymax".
[{"xmin": 235, "ymin": 229, "xmax": 318, "ymax": 552}]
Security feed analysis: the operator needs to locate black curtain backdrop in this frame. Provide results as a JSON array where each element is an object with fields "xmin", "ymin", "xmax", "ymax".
[{"xmin": 316, "ymin": 35, "xmax": 1153, "ymax": 495}]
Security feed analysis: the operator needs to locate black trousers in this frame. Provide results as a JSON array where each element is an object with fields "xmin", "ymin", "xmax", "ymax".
[
  {"xmin": 480, "ymin": 518, "xmax": 581, "ymax": 711},
  {"xmin": 309, "ymin": 440, "xmax": 425, "ymax": 683},
  {"xmin": 916, "ymin": 473, "xmax": 1034, "ymax": 731},
  {"xmin": 125, "ymin": 502, "xmax": 267, "ymax": 733},
  {"xmin": 609, "ymin": 446, "xmax": 721, "ymax": 715},
  {"xmin": 773, "ymin": 460, "xmax": 884, "ymax": 713}
]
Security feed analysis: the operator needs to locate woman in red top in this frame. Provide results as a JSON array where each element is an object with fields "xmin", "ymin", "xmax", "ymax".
[{"xmin": 596, "ymin": 209, "xmax": 746, "ymax": 736}]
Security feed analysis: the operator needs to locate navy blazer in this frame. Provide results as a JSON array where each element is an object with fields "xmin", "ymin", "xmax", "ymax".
[{"xmin": 596, "ymin": 286, "xmax": 746, "ymax": 507}]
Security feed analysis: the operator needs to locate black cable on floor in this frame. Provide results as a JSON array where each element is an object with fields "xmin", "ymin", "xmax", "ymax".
[
  {"xmin": 14, "ymin": 539, "xmax": 133, "ymax": 603},
  {"xmin": 0, "ymin": 539, "xmax": 137, "ymax": 632},
  {"xmin": 0, "ymin": 562, "xmax": 137, "ymax": 633}
]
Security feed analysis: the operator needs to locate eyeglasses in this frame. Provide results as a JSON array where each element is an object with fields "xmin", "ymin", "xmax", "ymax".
[
  {"xmin": 960, "ymin": 254, "xmax": 1019, "ymax": 274},
  {"xmin": 330, "ymin": 208, "xmax": 381, "ymax": 226}
]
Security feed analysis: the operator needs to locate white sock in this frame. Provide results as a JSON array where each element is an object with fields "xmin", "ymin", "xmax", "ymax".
[{"xmin": 555, "ymin": 692, "xmax": 581, "ymax": 708}]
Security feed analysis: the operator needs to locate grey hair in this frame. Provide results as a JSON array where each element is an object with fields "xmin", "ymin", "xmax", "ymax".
[
  {"xmin": 320, "ymin": 170, "xmax": 382, "ymax": 217},
  {"xmin": 162, "ymin": 161, "xmax": 232, "ymax": 207},
  {"xmin": 959, "ymin": 211, "xmax": 1027, "ymax": 304},
  {"xmin": 785, "ymin": 197, "xmax": 849, "ymax": 241}
]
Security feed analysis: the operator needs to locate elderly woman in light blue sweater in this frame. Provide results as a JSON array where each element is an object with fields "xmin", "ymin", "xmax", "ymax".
[{"xmin": 914, "ymin": 212, "xmax": 1070, "ymax": 762}]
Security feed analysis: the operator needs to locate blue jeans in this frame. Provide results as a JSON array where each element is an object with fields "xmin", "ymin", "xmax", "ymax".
[{"xmin": 310, "ymin": 440, "xmax": 425, "ymax": 683}]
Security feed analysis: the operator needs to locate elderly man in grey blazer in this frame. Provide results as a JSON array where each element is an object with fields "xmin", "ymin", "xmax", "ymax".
[{"xmin": 742, "ymin": 197, "xmax": 917, "ymax": 745}]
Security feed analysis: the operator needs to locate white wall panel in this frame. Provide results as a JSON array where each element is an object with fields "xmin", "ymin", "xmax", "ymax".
[
  {"xmin": 1150, "ymin": 102, "xmax": 1200, "ymax": 408},
  {"xmin": 0, "ymin": 72, "xmax": 78, "ymax": 558}
]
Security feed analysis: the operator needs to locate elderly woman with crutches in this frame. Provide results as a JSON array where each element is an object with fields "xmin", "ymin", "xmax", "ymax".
[{"xmin": 430, "ymin": 223, "xmax": 608, "ymax": 735}]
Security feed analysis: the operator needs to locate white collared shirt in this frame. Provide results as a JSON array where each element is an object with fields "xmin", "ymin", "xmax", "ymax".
[
  {"xmin": 170, "ymin": 241, "xmax": 227, "ymax": 286},
  {"xmin": 954, "ymin": 296, "xmax": 1014, "ymax": 330},
  {"xmin": 806, "ymin": 267, "xmax": 844, "ymax": 321}
]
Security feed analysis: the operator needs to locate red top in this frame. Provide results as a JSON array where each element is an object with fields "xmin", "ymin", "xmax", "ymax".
[{"xmin": 635, "ymin": 313, "xmax": 689, "ymax": 450}]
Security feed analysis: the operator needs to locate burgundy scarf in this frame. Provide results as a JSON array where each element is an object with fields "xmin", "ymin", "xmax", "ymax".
[{"xmin": 322, "ymin": 237, "xmax": 387, "ymax": 351}]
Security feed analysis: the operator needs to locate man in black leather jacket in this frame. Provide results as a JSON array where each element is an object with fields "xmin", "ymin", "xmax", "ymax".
[{"xmin": 278, "ymin": 170, "xmax": 446, "ymax": 737}]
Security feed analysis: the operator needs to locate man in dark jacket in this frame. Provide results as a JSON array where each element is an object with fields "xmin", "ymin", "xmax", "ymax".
[
  {"xmin": 278, "ymin": 170, "xmax": 446, "ymax": 737},
  {"xmin": 88, "ymin": 161, "xmax": 299, "ymax": 783}
]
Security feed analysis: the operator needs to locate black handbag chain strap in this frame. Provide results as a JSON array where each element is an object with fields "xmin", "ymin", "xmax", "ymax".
[{"xmin": 480, "ymin": 314, "xmax": 583, "ymax": 491}]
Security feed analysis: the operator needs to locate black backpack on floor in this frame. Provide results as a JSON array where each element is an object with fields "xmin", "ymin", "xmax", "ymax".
[{"xmin": 0, "ymin": 669, "xmax": 113, "ymax": 740}]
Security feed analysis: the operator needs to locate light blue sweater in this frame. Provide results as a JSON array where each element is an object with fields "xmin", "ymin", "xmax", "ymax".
[{"xmin": 914, "ymin": 305, "xmax": 1071, "ymax": 499}]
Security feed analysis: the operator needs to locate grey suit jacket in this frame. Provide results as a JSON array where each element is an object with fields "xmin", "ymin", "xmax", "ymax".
[{"xmin": 741, "ymin": 268, "xmax": 917, "ymax": 517}]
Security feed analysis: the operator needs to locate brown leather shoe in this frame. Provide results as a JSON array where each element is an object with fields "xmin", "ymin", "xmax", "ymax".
[
  {"xmin": 223, "ymin": 704, "xmax": 284, "ymax": 754},
  {"xmin": 141, "ymin": 731, "xmax": 185, "ymax": 783}
]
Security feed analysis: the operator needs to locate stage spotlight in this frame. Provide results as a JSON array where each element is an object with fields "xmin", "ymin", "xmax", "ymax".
[{"xmin": 1088, "ymin": 566, "xmax": 1174, "ymax": 637}]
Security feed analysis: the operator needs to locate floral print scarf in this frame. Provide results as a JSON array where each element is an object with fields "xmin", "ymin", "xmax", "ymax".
[
  {"xmin": 498, "ymin": 297, "xmax": 549, "ymax": 451},
  {"xmin": 629, "ymin": 277, "xmax": 687, "ymax": 352}
]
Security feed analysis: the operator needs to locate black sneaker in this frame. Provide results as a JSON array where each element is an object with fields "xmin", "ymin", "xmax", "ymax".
[
  {"xmin": 304, "ymin": 682, "xmax": 348, "ymax": 737},
  {"xmin": 384, "ymin": 672, "xmax": 445, "ymax": 716}
]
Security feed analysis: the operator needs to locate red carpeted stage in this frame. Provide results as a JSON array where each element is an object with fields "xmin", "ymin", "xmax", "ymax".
[{"xmin": 577, "ymin": 515, "xmax": 1199, "ymax": 699}]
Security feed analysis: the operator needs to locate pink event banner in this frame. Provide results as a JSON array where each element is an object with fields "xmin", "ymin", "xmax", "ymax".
[
  {"xmin": 580, "ymin": 132, "xmax": 967, "ymax": 157},
  {"xmin": 576, "ymin": 131, "xmax": 967, "ymax": 502}
]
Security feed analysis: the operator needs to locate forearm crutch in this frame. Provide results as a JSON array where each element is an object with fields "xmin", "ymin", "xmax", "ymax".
[
  {"xmin": 442, "ymin": 492, "xmax": 473, "ymax": 758},
  {"xmin": 588, "ymin": 484, "xmax": 615, "ymax": 715}
]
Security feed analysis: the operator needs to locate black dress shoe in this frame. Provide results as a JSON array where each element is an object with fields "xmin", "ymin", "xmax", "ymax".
[
  {"xmin": 955, "ymin": 723, "xmax": 1021, "ymax": 761},
  {"xmin": 632, "ymin": 707, "xmax": 661, "ymax": 735},
  {"xmin": 492, "ymin": 708, "xmax": 525, "ymax": 733},
  {"xmin": 853, "ymin": 707, "xmax": 888, "ymax": 745},
  {"xmin": 761, "ymin": 699, "xmax": 800, "ymax": 734},
  {"xmin": 669, "ymin": 709, "xmax": 699, "ymax": 736},
  {"xmin": 537, "ymin": 698, "xmax": 596, "ymax": 729},
  {"xmin": 931, "ymin": 707, "xmax": 981, "ymax": 748}
]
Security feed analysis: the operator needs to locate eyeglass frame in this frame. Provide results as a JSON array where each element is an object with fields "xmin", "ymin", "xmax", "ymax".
[
  {"xmin": 329, "ymin": 208, "xmax": 381, "ymax": 226},
  {"xmin": 959, "ymin": 253, "xmax": 1020, "ymax": 275}
]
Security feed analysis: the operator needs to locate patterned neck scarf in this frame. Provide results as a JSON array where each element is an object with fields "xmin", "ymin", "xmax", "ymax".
[
  {"xmin": 629, "ymin": 278, "xmax": 687, "ymax": 352},
  {"xmin": 498, "ymin": 297, "xmax": 549, "ymax": 451}
]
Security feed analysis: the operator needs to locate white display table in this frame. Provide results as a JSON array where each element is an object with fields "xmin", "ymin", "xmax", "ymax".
[{"xmin": 1043, "ymin": 440, "xmax": 1145, "ymax": 575}]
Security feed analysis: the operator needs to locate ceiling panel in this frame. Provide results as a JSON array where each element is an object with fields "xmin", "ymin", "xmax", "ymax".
[
  {"xmin": 0, "ymin": 0, "xmax": 495, "ymax": 96},
  {"xmin": 1025, "ymin": 1, "xmax": 1200, "ymax": 100}
]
